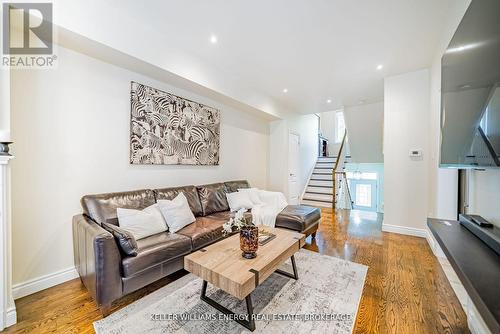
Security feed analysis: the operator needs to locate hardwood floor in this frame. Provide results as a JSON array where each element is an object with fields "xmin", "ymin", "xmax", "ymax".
[
  {"xmin": 4, "ymin": 208, "xmax": 468, "ymax": 333},
  {"xmin": 304, "ymin": 209, "xmax": 468, "ymax": 333}
]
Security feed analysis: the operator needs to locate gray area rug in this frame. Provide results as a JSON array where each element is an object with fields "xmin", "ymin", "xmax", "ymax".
[{"xmin": 94, "ymin": 249, "xmax": 367, "ymax": 334}]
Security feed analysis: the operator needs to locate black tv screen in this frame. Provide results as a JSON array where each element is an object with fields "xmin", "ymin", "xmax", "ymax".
[{"xmin": 440, "ymin": 0, "xmax": 500, "ymax": 168}]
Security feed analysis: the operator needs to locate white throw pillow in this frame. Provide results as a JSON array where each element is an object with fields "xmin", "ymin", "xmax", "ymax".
[
  {"xmin": 226, "ymin": 191, "xmax": 254, "ymax": 212},
  {"xmin": 117, "ymin": 204, "xmax": 167, "ymax": 240},
  {"xmin": 157, "ymin": 193, "xmax": 196, "ymax": 233},
  {"xmin": 238, "ymin": 188, "xmax": 263, "ymax": 205}
]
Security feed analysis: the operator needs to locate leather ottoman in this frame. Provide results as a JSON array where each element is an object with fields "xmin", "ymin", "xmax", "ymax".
[{"xmin": 275, "ymin": 205, "xmax": 321, "ymax": 237}]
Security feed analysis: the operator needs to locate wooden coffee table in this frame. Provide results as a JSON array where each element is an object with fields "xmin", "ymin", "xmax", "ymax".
[{"xmin": 184, "ymin": 226, "xmax": 305, "ymax": 331}]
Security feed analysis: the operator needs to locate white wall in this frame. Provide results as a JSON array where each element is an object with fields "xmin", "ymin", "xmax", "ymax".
[
  {"xmin": 344, "ymin": 102, "xmax": 384, "ymax": 163},
  {"xmin": 10, "ymin": 46, "xmax": 270, "ymax": 285},
  {"xmin": 384, "ymin": 69, "xmax": 430, "ymax": 231},
  {"xmin": 0, "ymin": 70, "xmax": 10, "ymax": 141},
  {"xmin": 268, "ymin": 115, "xmax": 319, "ymax": 200},
  {"xmin": 319, "ymin": 111, "xmax": 339, "ymax": 156},
  {"xmin": 0, "ymin": 15, "xmax": 10, "ymax": 141},
  {"xmin": 268, "ymin": 120, "xmax": 288, "ymax": 193},
  {"xmin": 288, "ymin": 115, "xmax": 319, "ymax": 197}
]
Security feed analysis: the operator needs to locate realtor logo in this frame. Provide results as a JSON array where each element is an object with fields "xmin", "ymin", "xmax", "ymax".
[{"xmin": 2, "ymin": 2, "xmax": 56, "ymax": 68}]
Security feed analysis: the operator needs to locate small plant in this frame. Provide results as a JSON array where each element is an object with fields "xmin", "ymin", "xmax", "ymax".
[{"xmin": 222, "ymin": 208, "xmax": 251, "ymax": 235}]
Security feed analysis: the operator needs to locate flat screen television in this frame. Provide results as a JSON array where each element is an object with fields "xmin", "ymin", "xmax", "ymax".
[{"xmin": 440, "ymin": 0, "xmax": 500, "ymax": 168}]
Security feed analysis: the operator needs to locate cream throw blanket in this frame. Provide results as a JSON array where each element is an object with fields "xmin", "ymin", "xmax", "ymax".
[{"xmin": 250, "ymin": 190, "xmax": 288, "ymax": 227}]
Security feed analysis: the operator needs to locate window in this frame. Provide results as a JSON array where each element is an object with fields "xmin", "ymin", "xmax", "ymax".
[
  {"xmin": 335, "ymin": 112, "xmax": 345, "ymax": 143},
  {"xmin": 354, "ymin": 184, "xmax": 372, "ymax": 207}
]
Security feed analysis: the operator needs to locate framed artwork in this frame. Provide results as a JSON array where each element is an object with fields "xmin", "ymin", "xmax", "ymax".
[{"xmin": 130, "ymin": 81, "xmax": 220, "ymax": 165}]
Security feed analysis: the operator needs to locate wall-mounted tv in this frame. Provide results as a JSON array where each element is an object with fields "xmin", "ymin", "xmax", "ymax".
[{"xmin": 440, "ymin": 0, "xmax": 500, "ymax": 168}]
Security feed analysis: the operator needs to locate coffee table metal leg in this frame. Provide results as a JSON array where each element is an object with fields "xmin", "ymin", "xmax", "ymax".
[
  {"xmin": 275, "ymin": 255, "xmax": 298, "ymax": 280},
  {"xmin": 245, "ymin": 294, "xmax": 255, "ymax": 331},
  {"xmin": 200, "ymin": 280, "xmax": 256, "ymax": 332}
]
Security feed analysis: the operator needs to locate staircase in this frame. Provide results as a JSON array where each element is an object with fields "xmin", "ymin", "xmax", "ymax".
[
  {"xmin": 301, "ymin": 131, "xmax": 353, "ymax": 209},
  {"xmin": 301, "ymin": 157, "xmax": 336, "ymax": 207}
]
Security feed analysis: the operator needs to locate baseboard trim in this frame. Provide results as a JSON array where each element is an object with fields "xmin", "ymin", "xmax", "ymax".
[
  {"xmin": 12, "ymin": 266, "xmax": 79, "ymax": 300},
  {"xmin": 6, "ymin": 306, "xmax": 17, "ymax": 327},
  {"xmin": 426, "ymin": 228, "xmax": 437, "ymax": 253},
  {"xmin": 383, "ymin": 224, "xmax": 449, "ymax": 259},
  {"xmin": 381, "ymin": 223, "xmax": 427, "ymax": 238}
]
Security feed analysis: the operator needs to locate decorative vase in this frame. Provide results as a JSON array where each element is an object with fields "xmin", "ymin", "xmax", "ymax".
[{"xmin": 240, "ymin": 225, "xmax": 258, "ymax": 259}]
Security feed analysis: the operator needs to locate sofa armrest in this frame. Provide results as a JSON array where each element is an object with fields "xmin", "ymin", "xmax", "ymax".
[{"xmin": 72, "ymin": 214, "xmax": 122, "ymax": 307}]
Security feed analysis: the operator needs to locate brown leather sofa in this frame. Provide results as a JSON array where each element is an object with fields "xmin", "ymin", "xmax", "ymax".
[{"xmin": 72, "ymin": 180, "xmax": 320, "ymax": 315}]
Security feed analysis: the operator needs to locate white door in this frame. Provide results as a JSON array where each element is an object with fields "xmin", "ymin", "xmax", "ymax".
[
  {"xmin": 349, "ymin": 179, "xmax": 377, "ymax": 212},
  {"xmin": 288, "ymin": 133, "xmax": 300, "ymax": 204}
]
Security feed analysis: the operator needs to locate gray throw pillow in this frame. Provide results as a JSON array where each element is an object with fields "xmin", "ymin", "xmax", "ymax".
[{"xmin": 102, "ymin": 222, "xmax": 139, "ymax": 256}]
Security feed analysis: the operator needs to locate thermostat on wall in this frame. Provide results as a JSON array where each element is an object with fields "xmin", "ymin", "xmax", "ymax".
[{"xmin": 409, "ymin": 149, "xmax": 422, "ymax": 157}]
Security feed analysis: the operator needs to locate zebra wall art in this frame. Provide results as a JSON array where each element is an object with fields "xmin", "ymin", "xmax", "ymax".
[{"xmin": 130, "ymin": 81, "xmax": 220, "ymax": 165}]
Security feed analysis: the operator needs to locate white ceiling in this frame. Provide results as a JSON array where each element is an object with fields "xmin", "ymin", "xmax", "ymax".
[{"xmin": 107, "ymin": 0, "xmax": 454, "ymax": 115}]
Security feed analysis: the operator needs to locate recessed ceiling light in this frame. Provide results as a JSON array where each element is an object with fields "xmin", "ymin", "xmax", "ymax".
[
  {"xmin": 210, "ymin": 34, "xmax": 218, "ymax": 44},
  {"xmin": 326, "ymin": 99, "xmax": 332, "ymax": 104},
  {"xmin": 282, "ymin": 88, "xmax": 288, "ymax": 93},
  {"xmin": 376, "ymin": 64, "xmax": 383, "ymax": 70},
  {"xmin": 359, "ymin": 99, "xmax": 366, "ymax": 104}
]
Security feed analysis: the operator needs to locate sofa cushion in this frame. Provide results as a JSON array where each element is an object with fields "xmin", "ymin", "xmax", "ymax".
[
  {"xmin": 196, "ymin": 183, "xmax": 229, "ymax": 216},
  {"xmin": 224, "ymin": 180, "xmax": 250, "ymax": 193},
  {"xmin": 176, "ymin": 216, "xmax": 226, "ymax": 250},
  {"xmin": 121, "ymin": 232, "xmax": 191, "ymax": 277},
  {"xmin": 275, "ymin": 205, "xmax": 321, "ymax": 232},
  {"xmin": 208, "ymin": 210, "xmax": 252, "ymax": 223},
  {"xmin": 154, "ymin": 185, "xmax": 203, "ymax": 217},
  {"xmin": 205, "ymin": 211, "xmax": 232, "ymax": 221},
  {"xmin": 81, "ymin": 189, "xmax": 156, "ymax": 225}
]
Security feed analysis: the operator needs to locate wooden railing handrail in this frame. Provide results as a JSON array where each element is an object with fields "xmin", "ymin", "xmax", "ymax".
[
  {"xmin": 332, "ymin": 131, "xmax": 352, "ymax": 209},
  {"xmin": 333, "ymin": 131, "xmax": 347, "ymax": 172}
]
